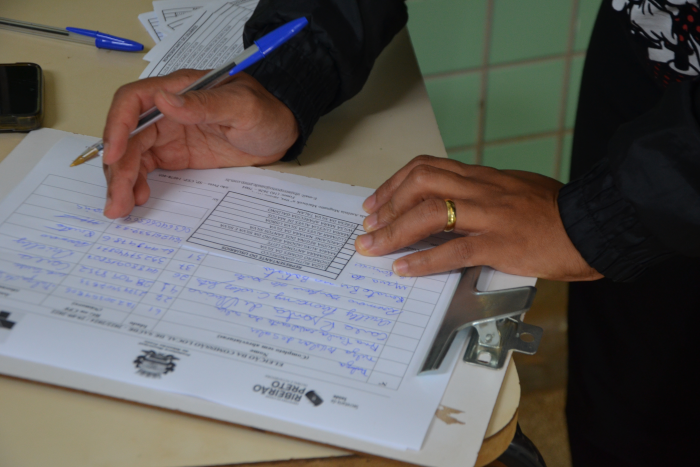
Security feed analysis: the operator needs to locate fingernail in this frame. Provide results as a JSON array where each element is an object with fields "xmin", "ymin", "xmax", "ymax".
[
  {"xmin": 104, "ymin": 194, "xmax": 113, "ymax": 214},
  {"xmin": 393, "ymin": 259, "xmax": 408, "ymax": 276},
  {"xmin": 160, "ymin": 90, "xmax": 184, "ymax": 107},
  {"xmin": 363, "ymin": 213, "xmax": 379, "ymax": 232},
  {"xmin": 102, "ymin": 141, "xmax": 110, "ymax": 160},
  {"xmin": 363, "ymin": 194, "xmax": 376, "ymax": 213},
  {"xmin": 356, "ymin": 234, "xmax": 373, "ymax": 253}
]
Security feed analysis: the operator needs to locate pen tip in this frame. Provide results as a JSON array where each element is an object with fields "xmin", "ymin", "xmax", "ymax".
[{"xmin": 70, "ymin": 147, "xmax": 100, "ymax": 167}]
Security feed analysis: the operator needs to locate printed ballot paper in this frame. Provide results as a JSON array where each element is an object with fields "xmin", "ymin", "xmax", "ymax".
[{"xmin": 0, "ymin": 134, "xmax": 465, "ymax": 451}]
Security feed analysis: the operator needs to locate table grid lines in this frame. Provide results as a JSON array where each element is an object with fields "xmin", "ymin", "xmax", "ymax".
[
  {"xmin": 0, "ymin": 176, "xmax": 455, "ymax": 392},
  {"xmin": 188, "ymin": 191, "xmax": 361, "ymax": 279}
]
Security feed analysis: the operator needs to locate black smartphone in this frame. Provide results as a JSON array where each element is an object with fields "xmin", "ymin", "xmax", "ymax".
[{"xmin": 0, "ymin": 62, "xmax": 44, "ymax": 132}]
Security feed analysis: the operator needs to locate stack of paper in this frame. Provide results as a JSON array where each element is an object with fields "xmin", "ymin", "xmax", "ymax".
[
  {"xmin": 137, "ymin": 0, "xmax": 260, "ymax": 79},
  {"xmin": 0, "ymin": 132, "xmax": 466, "ymax": 451}
]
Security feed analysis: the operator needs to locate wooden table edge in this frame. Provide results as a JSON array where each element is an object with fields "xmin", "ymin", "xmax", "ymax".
[{"xmin": 217, "ymin": 410, "xmax": 518, "ymax": 467}]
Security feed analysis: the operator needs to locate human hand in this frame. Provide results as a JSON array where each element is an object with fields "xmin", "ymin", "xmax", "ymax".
[
  {"xmin": 101, "ymin": 69, "xmax": 299, "ymax": 219},
  {"xmin": 355, "ymin": 156, "xmax": 603, "ymax": 282}
]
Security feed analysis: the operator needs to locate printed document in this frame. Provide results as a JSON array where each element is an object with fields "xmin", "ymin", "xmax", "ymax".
[
  {"xmin": 138, "ymin": 11, "xmax": 164, "ymax": 44},
  {"xmin": 152, "ymin": 0, "xmax": 219, "ymax": 35},
  {"xmin": 0, "ymin": 135, "xmax": 463, "ymax": 450},
  {"xmin": 141, "ymin": 0, "xmax": 260, "ymax": 77}
]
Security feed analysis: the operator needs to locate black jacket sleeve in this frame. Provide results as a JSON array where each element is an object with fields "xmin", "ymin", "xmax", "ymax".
[
  {"xmin": 558, "ymin": 80, "xmax": 700, "ymax": 281},
  {"xmin": 242, "ymin": 0, "xmax": 408, "ymax": 161}
]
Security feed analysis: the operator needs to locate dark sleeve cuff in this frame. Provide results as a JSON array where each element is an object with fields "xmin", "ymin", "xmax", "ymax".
[
  {"xmin": 558, "ymin": 159, "xmax": 675, "ymax": 282},
  {"xmin": 243, "ymin": 27, "xmax": 339, "ymax": 161},
  {"xmin": 242, "ymin": 1, "xmax": 408, "ymax": 162}
]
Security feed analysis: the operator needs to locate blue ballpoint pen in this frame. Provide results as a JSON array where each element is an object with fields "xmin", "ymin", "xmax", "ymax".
[
  {"xmin": 0, "ymin": 17, "xmax": 144, "ymax": 52},
  {"xmin": 70, "ymin": 16, "xmax": 309, "ymax": 167}
]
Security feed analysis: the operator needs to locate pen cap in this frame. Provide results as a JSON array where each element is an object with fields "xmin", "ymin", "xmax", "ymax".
[
  {"xmin": 254, "ymin": 17, "xmax": 308, "ymax": 56},
  {"xmin": 66, "ymin": 27, "xmax": 144, "ymax": 52},
  {"xmin": 94, "ymin": 39, "xmax": 144, "ymax": 52},
  {"xmin": 228, "ymin": 17, "xmax": 308, "ymax": 76}
]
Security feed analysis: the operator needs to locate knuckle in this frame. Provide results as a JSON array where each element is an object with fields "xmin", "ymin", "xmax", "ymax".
[
  {"xmin": 116, "ymin": 120, "xmax": 131, "ymax": 135},
  {"xmin": 120, "ymin": 167, "xmax": 139, "ymax": 186},
  {"xmin": 410, "ymin": 154, "xmax": 437, "ymax": 167},
  {"xmin": 380, "ymin": 200, "xmax": 399, "ymax": 222},
  {"xmin": 412, "ymin": 251, "xmax": 433, "ymax": 270},
  {"xmin": 451, "ymin": 239, "xmax": 476, "ymax": 261},
  {"xmin": 170, "ymin": 68, "xmax": 203, "ymax": 85},
  {"xmin": 470, "ymin": 165, "xmax": 501, "ymax": 182},
  {"xmin": 223, "ymin": 85, "xmax": 263, "ymax": 129},
  {"xmin": 113, "ymin": 83, "xmax": 135, "ymax": 100},
  {"xmin": 422, "ymin": 198, "xmax": 445, "ymax": 221},
  {"xmin": 173, "ymin": 68, "xmax": 195, "ymax": 79},
  {"xmin": 186, "ymin": 91, "xmax": 212, "ymax": 121},
  {"xmin": 408, "ymin": 164, "xmax": 439, "ymax": 189},
  {"xmin": 375, "ymin": 179, "xmax": 397, "ymax": 200},
  {"xmin": 380, "ymin": 223, "xmax": 400, "ymax": 246},
  {"xmin": 241, "ymin": 93, "xmax": 263, "ymax": 125},
  {"xmin": 190, "ymin": 90, "xmax": 210, "ymax": 108}
]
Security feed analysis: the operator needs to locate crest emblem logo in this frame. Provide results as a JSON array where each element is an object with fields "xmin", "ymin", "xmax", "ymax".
[
  {"xmin": 133, "ymin": 350, "xmax": 178, "ymax": 378},
  {"xmin": 305, "ymin": 390, "xmax": 323, "ymax": 406},
  {"xmin": 0, "ymin": 311, "xmax": 15, "ymax": 330},
  {"xmin": 0, "ymin": 310, "xmax": 19, "ymax": 344}
]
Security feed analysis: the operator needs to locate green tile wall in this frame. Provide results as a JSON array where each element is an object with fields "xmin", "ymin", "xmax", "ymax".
[
  {"xmin": 447, "ymin": 148, "xmax": 476, "ymax": 165},
  {"xmin": 407, "ymin": 0, "xmax": 487, "ymax": 74},
  {"xmin": 566, "ymin": 55, "xmax": 586, "ymax": 128},
  {"xmin": 483, "ymin": 137, "xmax": 557, "ymax": 176},
  {"xmin": 425, "ymin": 73, "xmax": 481, "ymax": 148},
  {"xmin": 489, "ymin": 0, "xmax": 572, "ymax": 64},
  {"xmin": 407, "ymin": 0, "xmax": 603, "ymax": 182},
  {"xmin": 575, "ymin": 0, "xmax": 602, "ymax": 51},
  {"xmin": 560, "ymin": 133, "xmax": 574, "ymax": 182},
  {"xmin": 485, "ymin": 60, "xmax": 565, "ymax": 141}
]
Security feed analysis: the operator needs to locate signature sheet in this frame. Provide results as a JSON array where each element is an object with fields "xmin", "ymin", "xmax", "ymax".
[{"xmin": 0, "ymin": 136, "xmax": 462, "ymax": 450}]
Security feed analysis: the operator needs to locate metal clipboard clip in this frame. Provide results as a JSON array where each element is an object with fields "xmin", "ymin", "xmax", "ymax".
[{"xmin": 420, "ymin": 266, "xmax": 542, "ymax": 373}]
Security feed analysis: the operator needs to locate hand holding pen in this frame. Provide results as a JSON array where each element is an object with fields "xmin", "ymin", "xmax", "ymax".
[
  {"xmin": 100, "ymin": 70, "xmax": 298, "ymax": 219},
  {"xmin": 91, "ymin": 18, "xmax": 307, "ymax": 219}
]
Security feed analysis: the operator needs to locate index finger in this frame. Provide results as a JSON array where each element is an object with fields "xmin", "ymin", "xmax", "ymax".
[{"xmin": 102, "ymin": 69, "xmax": 209, "ymax": 166}]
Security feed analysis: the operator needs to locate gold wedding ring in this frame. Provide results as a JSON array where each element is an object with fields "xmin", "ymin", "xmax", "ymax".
[{"xmin": 444, "ymin": 199, "xmax": 456, "ymax": 232}]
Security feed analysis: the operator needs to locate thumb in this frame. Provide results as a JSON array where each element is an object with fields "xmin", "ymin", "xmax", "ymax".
[{"xmin": 155, "ymin": 87, "xmax": 241, "ymax": 126}]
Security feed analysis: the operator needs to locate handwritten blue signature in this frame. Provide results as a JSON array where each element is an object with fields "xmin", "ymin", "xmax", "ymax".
[
  {"xmin": 340, "ymin": 284, "xmax": 404, "ymax": 303},
  {"xmin": 0, "ymin": 270, "xmax": 57, "ymax": 291},
  {"xmin": 45, "ymin": 223, "xmax": 96, "ymax": 238},
  {"xmin": 55, "ymin": 214, "xmax": 104, "ymax": 226},
  {"xmin": 40, "ymin": 234, "xmax": 91, "ymax": 249},
  {"xmin": 13, "ymin": 237, "xmax": 74, "ymax": 259},
  {"xmin": 15, "ymin": 253, "xmax": 71, "ymax": 271}
]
